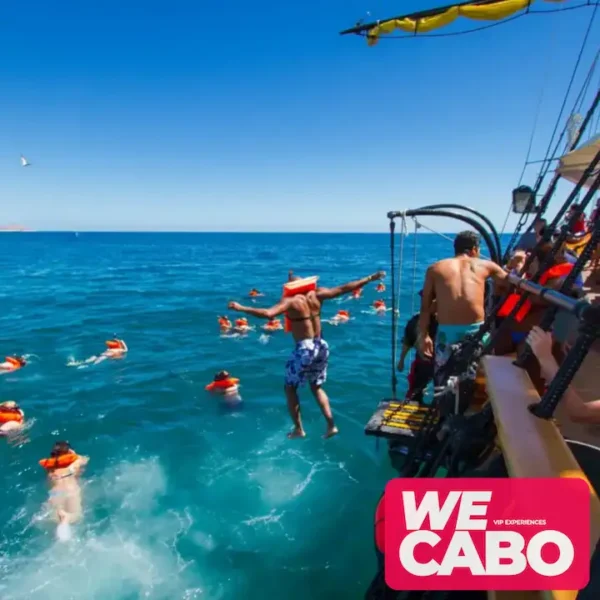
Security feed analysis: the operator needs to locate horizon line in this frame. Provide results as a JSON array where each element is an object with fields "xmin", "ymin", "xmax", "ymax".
[{"xmin": 1, "ymin": 229, "xmax": 518, "ymax": 235}]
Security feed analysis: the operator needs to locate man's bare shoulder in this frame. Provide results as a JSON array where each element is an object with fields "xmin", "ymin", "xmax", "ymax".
[
  {"xmin": 429, "ymin": 258, "xmax": 456, "ymax": 273},
  {"xmin": 474, "ymin": 257, "xmax": 501, "ymax": 272}
]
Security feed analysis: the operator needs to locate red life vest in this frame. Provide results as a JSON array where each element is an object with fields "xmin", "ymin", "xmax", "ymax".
[
  {"xmin": 497, "ymin": 262, "xmax": 573, "ymax": 323},
  {"xmin": 572, "ymin": 217, "xmax": 586, "ymax": 234}
]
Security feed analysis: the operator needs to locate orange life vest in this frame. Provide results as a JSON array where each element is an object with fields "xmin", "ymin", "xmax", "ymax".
[
  {"xmin": 282, "ymin": 276, "xmax": 318, "ymax": 333},
  {"xmin": 4, "ymin": 357, "xmax": 22, "ymax": 369},
  {"xmin": 105, "ymin": 340, "xmax": 125, "ymax": 350},
  {"xmin": 205, "ymin": 377, "xmax": 239, "ymax": 391},
  {"xmin": 235, "ymin": 318, "xmax": 248, "ymax": 328},
  {"xmin": 0, "ymin": 407, "xmax": 23, "ymax": 425},
  {"xmin": 39, "ymin": 453, "xmax": 80, "ymax": 471},
  {"xmin": 498, "ymin": 262, "xmax": 574, "ymax": 322}
]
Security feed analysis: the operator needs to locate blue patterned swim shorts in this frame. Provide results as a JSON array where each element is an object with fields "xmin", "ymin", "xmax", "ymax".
[{"xmin": 285, "ymin": 338, "xmax": 330, "ymax": 388}]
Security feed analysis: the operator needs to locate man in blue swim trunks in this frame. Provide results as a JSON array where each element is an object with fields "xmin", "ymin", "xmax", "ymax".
[
  {"xmin": 418, "ymin": 231, "xmax": 508, "ymax": 378},
  {"xmin": 229, "ymin": 269, "xmax": 385, "ymax": 439}
]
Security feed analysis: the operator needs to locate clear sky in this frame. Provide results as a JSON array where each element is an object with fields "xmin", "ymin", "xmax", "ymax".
[{"xmin": 1, "ymin": 0, "xmax": 599, "ymax": 232}]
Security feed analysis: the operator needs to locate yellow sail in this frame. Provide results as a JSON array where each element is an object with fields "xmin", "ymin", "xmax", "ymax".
[{"xmin": 357, "ymin": 0, "xmax": 566, "ymax": 46}]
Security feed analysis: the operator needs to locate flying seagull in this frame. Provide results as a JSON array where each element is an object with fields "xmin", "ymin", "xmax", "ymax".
[{"xmin": 20, "ymin": 155, "xmax": 31, "ymax": 167}]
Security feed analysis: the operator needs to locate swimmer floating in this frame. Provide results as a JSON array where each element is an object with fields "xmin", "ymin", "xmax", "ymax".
[
  {"xmin": 218, "ymin": 315, "xmax": 232, "ymax": 332},
  {"xmin": 376, "ymin": 283, "xmax": 386, "ymax": 292},
  {"xmin": 68, "ymin": 338, "xmax": 128, "ymax": 368},
  {"xmin": 233, "ymin": 318, "xmax": 252, "ymax": 334},
  {"xmin": 249, "ymin": 288, "xmax": 264, "ymax": 298},
  {"xmin": 373, "ymin": 300, "xmax": 386, "ymax": 312},
  {"xmin": 104, "ymin": 339, "xmax": 128, "ymax": 356},
  {"xmin": 329, "ymin": 310, "xmax": 350, "ymax": 325},
  {"xmin": 205, "ymin": 371, "xmax": 240, "ymax": 394},
  {"xmin": 262, "ymin": 318, "xmax": 283, "ymax": 332},
  {"xmin": 0, "ymin": 356, "xmax": 27, "ymax": 372},
  {"xmin": 206, "ymin": 371, "xmax": 242, "ymax": 406},
  {"xmin": 0, "ymin": 401, "xmax": 25, "ymax": 436}
]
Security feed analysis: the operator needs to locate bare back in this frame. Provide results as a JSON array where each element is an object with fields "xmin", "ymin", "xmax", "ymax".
[
  {"xmin": 430, "ymin": 256, "xmax": 492, "ymax": 325},
  {"xmin": 47, "ymin": 457, "xmax": 88, "ymax": 523},
  {"xmin": 286, "ymin": 291, "xmax": 323, "ymax": 342}
]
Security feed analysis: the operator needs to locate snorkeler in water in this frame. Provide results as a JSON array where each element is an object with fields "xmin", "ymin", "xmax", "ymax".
[
  {"xmin": 0, "ymin": 356, "xmax": 27, "ymax": 372},
  {"xmin": 249, "ymin": 289, "xmax": 264, "ymax": 298},
  {"xmin": 39, "ymin": 440, "xmax": 89, "ymax": 541},
  {"xmin": 0, "ymin": 401, "xmax": 25, "ymax": 436}
]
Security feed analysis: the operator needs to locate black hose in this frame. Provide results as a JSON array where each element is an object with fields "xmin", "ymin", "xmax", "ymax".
[
  {"xmin": 420, "ymin": 203, "xmax": 502, "ymax": 261},
  {"xmin": 393, "ymin": 208, "xmax": 500, "ymax": 265}
]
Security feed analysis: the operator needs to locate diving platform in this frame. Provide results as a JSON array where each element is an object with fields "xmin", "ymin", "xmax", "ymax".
[{"xmin": 364, "ymin": 400, "xmax": 439, "ymax": 439}]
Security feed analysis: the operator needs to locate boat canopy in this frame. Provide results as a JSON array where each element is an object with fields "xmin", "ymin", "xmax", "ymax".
[
  {"xmin": 341, "ymin": 0, "xmax": 566, "ymax": 46},
  {"xmin": 557, "ymin": 134, "xmax": 600, "ymax": 187}
]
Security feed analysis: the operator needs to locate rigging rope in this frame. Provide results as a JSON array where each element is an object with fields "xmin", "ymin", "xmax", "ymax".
[
  {"xmin": 414, "ymin": 219, "xmax": 492, "ymax": 260},
  {"xmin": 410, "ymin": 218, "xmax": 419, "ymax": 318},
  {"xmin": 514, "ymin": 16, "xmax": 560, "ymax": 192},
  {"xmin": 502, "ymin": 11, "xmax": 599, "ymax": 261},
  {"xmin": 409, "ymin": 218, "xmax": 420, "ymax": 365},
  {"xmin": 390, "ymin": 215, "xmax": 407, "ymax": 400},
  {"xmin": 535, "ymin": 2, "xmax": 598, "ymax": 188},
  {"xmin": 393, "ymin": 217, "xmax": 408, "ymax": 396}
]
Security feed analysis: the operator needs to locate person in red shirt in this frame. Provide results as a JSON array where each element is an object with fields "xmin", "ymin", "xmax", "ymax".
[{"xmin": 566, "ymin": 204, "xmax": 587, "ymax": 234}]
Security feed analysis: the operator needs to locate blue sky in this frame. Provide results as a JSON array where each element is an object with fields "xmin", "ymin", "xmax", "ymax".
[{"xmin": 1, "ymin": 0, "xmax": 599, "ymax": 232}]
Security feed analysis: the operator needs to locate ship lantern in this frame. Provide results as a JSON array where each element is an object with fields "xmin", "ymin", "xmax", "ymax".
[{"xmin": 512, "ymin": 185, "xmax": 537, "ymax": 214}]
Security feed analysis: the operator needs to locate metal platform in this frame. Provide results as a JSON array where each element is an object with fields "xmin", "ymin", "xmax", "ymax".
[{"xmin": 364, "ymin": 400, "xmax": 439, "ymax": 439}]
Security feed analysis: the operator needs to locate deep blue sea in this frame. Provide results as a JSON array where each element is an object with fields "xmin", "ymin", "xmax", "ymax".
[{"xmin": 0, "ymin": 231, "xmax": 456, "ymax": 600}]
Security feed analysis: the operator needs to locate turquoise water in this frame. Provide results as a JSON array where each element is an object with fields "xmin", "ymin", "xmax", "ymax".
[{"xmin": 0, "ymin": 232, "xmax": 451, "ymax": 600}]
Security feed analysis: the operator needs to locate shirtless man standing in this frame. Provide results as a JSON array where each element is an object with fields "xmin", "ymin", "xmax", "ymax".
[
  {"xmin": 229, "ymin": 270, "xmax": 385, "ymax": 439},
  {"xmin": 418, "ymin": 231, "xmax": 507, "ymax": 374}
]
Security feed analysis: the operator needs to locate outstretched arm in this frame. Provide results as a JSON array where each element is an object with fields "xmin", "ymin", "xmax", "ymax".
[
  {"xmin": 485, "ymin": 260, "xmax": 508, "ymax": 282},
  {"xmin": 316, "ymin": 271, "xmax": 385, "ymax": 301},
  {"xmin": 229, "ymin": 298, "xmax": 293, "ymax": 320}
]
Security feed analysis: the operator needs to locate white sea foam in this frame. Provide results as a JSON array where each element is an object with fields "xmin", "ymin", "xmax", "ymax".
[{"xmin": 0, "ymin": 459, "xmax": 208, "ymax": 600}]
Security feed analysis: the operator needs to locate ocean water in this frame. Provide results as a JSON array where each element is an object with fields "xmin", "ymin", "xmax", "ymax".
[{"xmin": 0, "ymin": 231, "xmax": 453, "ymax": 600}]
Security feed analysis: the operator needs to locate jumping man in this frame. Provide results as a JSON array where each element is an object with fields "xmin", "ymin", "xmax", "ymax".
[{"xmin": 228, "ymin": 270, "xmax": 385, "ymax": 439}]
